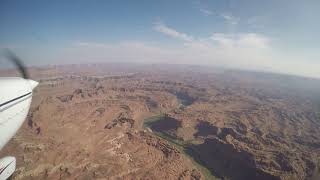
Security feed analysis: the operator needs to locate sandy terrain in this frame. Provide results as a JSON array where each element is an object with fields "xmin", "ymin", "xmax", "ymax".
[{"xmin": 1, "ymin": 64, "xmax": 320, "ymax": 180}]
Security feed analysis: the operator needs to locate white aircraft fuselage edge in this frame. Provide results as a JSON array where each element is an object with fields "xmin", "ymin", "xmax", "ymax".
[{"xmin": 0, "ymin": 77, "xmax": 38, "ymax": 180}]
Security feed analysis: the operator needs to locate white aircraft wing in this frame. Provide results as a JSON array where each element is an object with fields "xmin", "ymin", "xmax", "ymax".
[{"xmin": 0, "ymin": 77, "xmax": 38, "ymax": 179}]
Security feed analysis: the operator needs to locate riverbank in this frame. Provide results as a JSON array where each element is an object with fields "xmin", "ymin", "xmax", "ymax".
[{"xmin": 143, "ymin": 114, "xmax": 220, "ymax": 180}]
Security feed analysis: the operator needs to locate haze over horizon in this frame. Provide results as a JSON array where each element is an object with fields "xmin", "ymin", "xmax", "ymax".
[{"xmin": 0, "ymin": 0, "xmax": 319, "ymax": 78}]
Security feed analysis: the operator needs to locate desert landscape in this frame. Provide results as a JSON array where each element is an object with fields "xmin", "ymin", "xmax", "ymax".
[{"xmin": 1, "ymin": 64, "xmax": 320, "ymax": 180}]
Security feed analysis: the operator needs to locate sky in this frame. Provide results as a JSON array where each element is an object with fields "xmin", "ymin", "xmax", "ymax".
[{"xmin": 0, "ymin": 0, "xmax": 319, "ymax": 78}]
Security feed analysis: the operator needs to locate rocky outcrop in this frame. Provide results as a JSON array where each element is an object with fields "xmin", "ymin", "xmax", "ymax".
[
  {"xmin": 56, "ymin": 95, "xmax": 73, "ymax": 102},
  {"xmin": 186, "ymin": 138, "xmax": 281, "ymax": 180}
]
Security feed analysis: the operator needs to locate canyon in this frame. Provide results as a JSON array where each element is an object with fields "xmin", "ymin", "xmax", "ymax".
[{"xmin": 1, "ymin": 64, "xmax": 320, "ymax": 180}]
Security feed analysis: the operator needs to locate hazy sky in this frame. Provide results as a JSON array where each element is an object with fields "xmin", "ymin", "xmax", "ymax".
[{"xmin": 0, "ymin": 0, "xmax": 319, "ymax": 78}]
